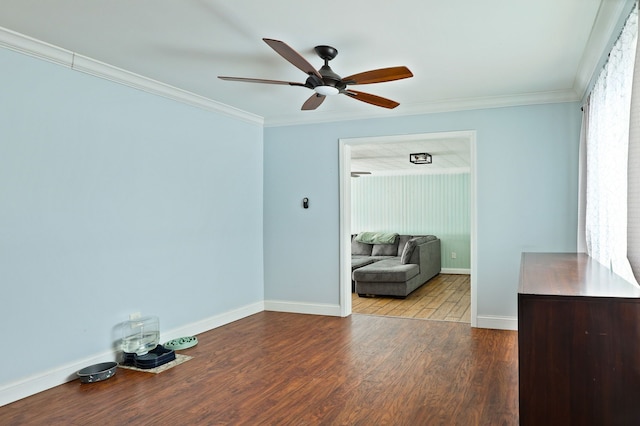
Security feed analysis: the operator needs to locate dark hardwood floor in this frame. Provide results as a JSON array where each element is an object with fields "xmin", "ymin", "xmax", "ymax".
[{"xmin": 0, "ymin": 312, "xmax": 519, "ymax": 425}]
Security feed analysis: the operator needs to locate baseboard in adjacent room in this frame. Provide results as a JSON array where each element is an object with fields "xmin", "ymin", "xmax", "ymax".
[{"xmin": 440, "ymin": 268, "xmax": 471, "ymax": 275}]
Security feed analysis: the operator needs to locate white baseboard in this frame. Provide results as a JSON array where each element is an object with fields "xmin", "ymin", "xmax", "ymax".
[
  {"xmin": 159, "ymin": 301, "xmax": 264, "ymax": 343},
  {"xmin": 0, "ymin": 301, "xmax": 264, "ymax": 408},
  {"xmin": 264, "ymin": 300, "xmax": 342, "ymax": 317},
  {"xmin": 475, "ymin": 315, "xmax": 518, "ymax": 331},
  {"xmin": 1, "ymin": 302, "xmax": 515, "ymax": 407},
  {"xmin": 440, "ymin": 268, "xmax": 471, "ymax": 274},
  {"xmin": 0, "ymin": 348, "xmax": 119, "ymax": 408}
]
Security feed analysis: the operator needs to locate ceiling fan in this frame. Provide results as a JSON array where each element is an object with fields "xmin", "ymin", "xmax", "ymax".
[
  {"xmin": 219, "ymin": 38, "xmax": 413, "ymax": 111},
  {"xmin": 351, "ymin": 171, "xmax": 372, "ymax": 178}
]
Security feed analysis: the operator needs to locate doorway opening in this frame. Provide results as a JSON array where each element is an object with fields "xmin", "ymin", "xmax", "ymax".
[{"xmin": 338, "ymin": 131, "xmax": 477, "ymax": 326}]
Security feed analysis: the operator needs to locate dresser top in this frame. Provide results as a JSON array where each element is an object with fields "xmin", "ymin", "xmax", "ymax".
[{"xmin": 519, "ymin": 252, "xmax": 640, "ymax": 298}]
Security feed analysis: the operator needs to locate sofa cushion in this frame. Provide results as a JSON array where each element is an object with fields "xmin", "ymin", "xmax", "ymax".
[
  {"xmin": 372, "ymin": 239, "xmax": 400, "ymax": 256},
  {"xmin": 351, "ymin": 256, "xmax": 375, "ymax": 270},
  {"xmin": 351, "ymin": 237, "xmax": 373, "ymax": 256},
  {"xmin": 400, "ymin": 239, "xmax": 418, "ymax": 264},
  {"xmin": 353, "ymin": 259, "xmax": 419, "ymax": 283}
]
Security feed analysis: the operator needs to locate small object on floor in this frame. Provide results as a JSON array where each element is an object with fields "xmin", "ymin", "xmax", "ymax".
[
  {"xmin": 164, "ymin": 336, "xmax": 198, "ymax": 350},
  {"xmin": 118, "ymin": 354, "xmax": 192, "ymax": 374},
  {"xmin": 77, "ymin": 361, "xmax": 118, "ymax": 383},
  {"xmin": 122, "ymin": 344, "xmax": 176, "ymax": 369}
]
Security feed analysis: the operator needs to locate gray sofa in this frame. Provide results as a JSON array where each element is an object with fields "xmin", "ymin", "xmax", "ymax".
[{"xmin": 351, "ymin": 233, "xmax": 441, "ymax": 298}]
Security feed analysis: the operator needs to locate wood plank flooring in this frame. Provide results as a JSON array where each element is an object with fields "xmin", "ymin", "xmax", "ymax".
[
  {"xmin": 353, "ymin": 274, "xmax": 471, "ymax": 322},
  {"xmin": 0, "ymin": 311, "xmax": 519, "ymax": 425}
]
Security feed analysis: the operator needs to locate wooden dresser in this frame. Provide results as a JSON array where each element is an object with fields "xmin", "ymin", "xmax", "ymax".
[{"xmin": 518, "ymin": 252, "xmax": 640, "ymax": 425}]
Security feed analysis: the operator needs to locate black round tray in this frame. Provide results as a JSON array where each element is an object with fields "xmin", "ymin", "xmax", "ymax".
[{"xmin": 122, "ymin": 344, "xmax": 175, "ymax": 369}]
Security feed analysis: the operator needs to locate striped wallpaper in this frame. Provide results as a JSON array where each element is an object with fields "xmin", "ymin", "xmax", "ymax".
[{"xmin": 351, "ymin": 173, "xmax": 470, "ymax": 269}]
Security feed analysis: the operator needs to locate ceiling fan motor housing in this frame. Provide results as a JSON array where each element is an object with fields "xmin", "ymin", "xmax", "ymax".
[{"xmin": 319, "ymin": 65, "xmax": 342, "ymax": 87}]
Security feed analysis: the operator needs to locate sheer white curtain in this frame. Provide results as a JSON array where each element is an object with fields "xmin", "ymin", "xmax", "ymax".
[
  {"xmin": 629, "ymin": 4, "xmax": 640, "ymax": 282},
  {"xmin": 583, "ymin": 3, "xmax": 638, "ymax": 283},
  {"xmin": 577, "ymin": 98, "xmax": 589, "ymax": 253}
]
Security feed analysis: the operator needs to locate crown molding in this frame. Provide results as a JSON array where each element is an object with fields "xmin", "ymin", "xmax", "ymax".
[
  {"xmin": 263, "ymin": 89, "xmax": 580, "ymax": 127},
  {"xmin": 69, "ymin": 53, "xmax": 263, "ymax": 125},
  {"xmin": 0, "ymin": 21, "xmax": 595, "ymax": 129},
  {"xmin": 574, "ymin": 0, "xmax": 636, "ymax": 101},
  {"xmin": 0, "ymin": 26, "xmax": 264, "ymax": 126},
  {"xmin": 0, "ymin": 26, "xmax": 74, "ymax": 67}
]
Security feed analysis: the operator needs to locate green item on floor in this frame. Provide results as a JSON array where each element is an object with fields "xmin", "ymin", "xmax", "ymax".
[{"xmin": 164, "ymin": 336, "xmax": 198, "ymax": 350}]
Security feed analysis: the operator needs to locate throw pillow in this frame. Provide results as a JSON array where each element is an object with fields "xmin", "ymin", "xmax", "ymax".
[
  {"xmin": 401, "ymin": 239, "xmax": 418, "ymax": 264},
  {"xmin": 396, "ymin": 235, "xmax": 413, "ymax": 256}
]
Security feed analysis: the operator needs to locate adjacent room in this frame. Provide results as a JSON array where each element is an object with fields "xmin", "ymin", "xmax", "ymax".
[
  {"xmin": 2, "ymin": 0, "xmax": 639, "ymax": 423},
  {"xmin": 346, "ymin": 132, "xmax": 472, "ymax": 323}
]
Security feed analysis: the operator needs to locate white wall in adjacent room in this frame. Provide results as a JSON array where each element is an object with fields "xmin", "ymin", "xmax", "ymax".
[{"xmin": 351, "ymin": 173, "xmax": 471, "ymax": 270}]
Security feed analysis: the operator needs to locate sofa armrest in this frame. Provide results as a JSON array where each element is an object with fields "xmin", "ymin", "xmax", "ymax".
[{"xmin": 413, "ymin": 238, "xmax": 441, "ymax": 280}]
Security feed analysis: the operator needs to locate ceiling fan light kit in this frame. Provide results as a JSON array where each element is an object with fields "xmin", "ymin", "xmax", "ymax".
[
  {"xmin": 218, "ymin": 38, "xmax": 413, "ymax": 111},
  {"xmin": 314, "ymin": 86, "xmax": 339, "ymax": 96}
]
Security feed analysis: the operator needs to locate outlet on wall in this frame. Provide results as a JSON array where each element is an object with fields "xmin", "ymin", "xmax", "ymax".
[{"xmin": 451, "ymin": 252, "xmax": 457, "ymax": 259}]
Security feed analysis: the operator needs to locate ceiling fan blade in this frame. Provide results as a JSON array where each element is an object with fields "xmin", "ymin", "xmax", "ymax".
[
  {"xmin": 342, "ymin": 66, "xmax": 413, "ymax": 85},
  {"xmin": 344, "ymin": 90, "xmax": 400, "ymax": 109},
  {"xmin": 263, "ymin": 38, "xmax": 323, "ymax": 80},
  {"xmin": 218, "ymin": 76, "xmax": 306, "ymax": 87},
  {"xmin": 301, "ymin": 93, "xmax": 326, "ymax": 110}
]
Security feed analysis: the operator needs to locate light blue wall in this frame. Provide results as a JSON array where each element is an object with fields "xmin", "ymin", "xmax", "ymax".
[
  {"xmin": 264, "ymin": 103, "xmax": 581, "ymax": 318},
  {"xmin": 0, "ymin": 36, "xmax": 582, "ymax": 392},
  {"xmin": 262, "ymin": 128, "xmax": 340, "ymax": 304},
  {"xmin": 0, "ymin": 48, "xmax": 264, "ymax": 385},
  {"xmin": 351, "ymin": 173, "xmax": 471, "ymax": 269}
]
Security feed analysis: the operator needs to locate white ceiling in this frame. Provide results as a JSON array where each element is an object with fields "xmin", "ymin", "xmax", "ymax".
[
  {"xmin": 0, "ymin": 0, "xmax": 630, "ymax": 128},
  {"xmin": 350, "ymin": 136, "xmax": 471, "ymax": 176},
  {"xmin": 0, "ymin": 1, "xmax": 631, "ymax": 173}
]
